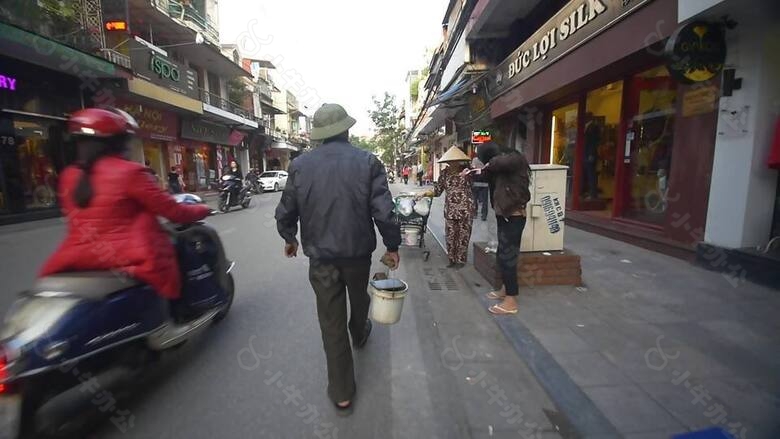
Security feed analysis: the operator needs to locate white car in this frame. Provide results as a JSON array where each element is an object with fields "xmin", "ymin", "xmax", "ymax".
[{"xmin": 259, "ymin": 171, "xmax": 288, "ymax": 192}]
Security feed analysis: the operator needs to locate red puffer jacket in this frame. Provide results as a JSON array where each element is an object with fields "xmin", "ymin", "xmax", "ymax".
[{"xmin": 40, "ymin": 155, "xmax": 211, "ymax": 299}]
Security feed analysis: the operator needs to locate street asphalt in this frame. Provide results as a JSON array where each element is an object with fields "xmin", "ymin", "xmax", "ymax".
[
  {"xmin": 0, "ymin": 189, "xmax": 564, "ymax": 439},
  {"xmin": 4, "ymin": 183, "xmax": 777, "ymax": 438}
]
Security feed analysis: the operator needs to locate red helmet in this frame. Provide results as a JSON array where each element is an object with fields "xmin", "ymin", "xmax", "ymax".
[{"xmin": 67, "ymin": 107, "xmax": 139, "ymax": 138}]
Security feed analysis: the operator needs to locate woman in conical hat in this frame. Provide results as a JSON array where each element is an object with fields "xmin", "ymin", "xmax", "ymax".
[{"xmin": 421, "ymin": 145, "xmax": 475, "ymax": 268}]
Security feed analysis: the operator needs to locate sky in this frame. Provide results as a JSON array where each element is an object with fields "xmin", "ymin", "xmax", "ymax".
[{"xmin": 219, "ymin": 0, "xmax": 449, "ymax": 136}]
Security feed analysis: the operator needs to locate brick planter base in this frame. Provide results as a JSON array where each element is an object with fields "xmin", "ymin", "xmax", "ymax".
[{"xmin": 472, "ymin": 242, "xmax": 583, "ymax": 288}]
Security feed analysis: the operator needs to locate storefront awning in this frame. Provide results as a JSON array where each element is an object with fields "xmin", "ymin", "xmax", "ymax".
[
  {"xmin": 202, "ymin": 103, "xmax": 259, "ymax": 129},
  {"xmin": 418, "ymin": 104, "xmax": 455, "ymax": 135},
  {"xmin": 271, "ymin": 141, "xmax": 299, "ymax": 152},
  {"xmin": 430, "ymin": 74, "xmax": 485, "ymax": 107},
  {"xmin": 490, "ymin": 0, "xmax": 671, "ymax": 118},
  {"xmin": 261, "ymin": 102, "xmax": 287, "ymax": 115},
  {"xmin": 127, "ymin": 77, "xmax": 203, "ymax": 114},
  {"xmin": 0, "ymin": 22, "xmax": 121, "ymax": 78}
]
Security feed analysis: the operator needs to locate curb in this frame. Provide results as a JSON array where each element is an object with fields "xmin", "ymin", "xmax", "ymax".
[{"xmin": 426, "ymin": 225, "xmax": 621, "ymax": 438}]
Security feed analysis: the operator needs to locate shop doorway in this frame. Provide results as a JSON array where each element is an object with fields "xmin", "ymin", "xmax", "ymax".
[
  {"xmin": 581, "ymin": 80, "xmax": 623, "ymax": 217},
  {"xmin": 0, "ymin": 116, "xmax": 67, "ymax": 212},
  {"xmin": 549, "ymin": 102, "xmax": 578, "ymax": 207},
  {"xmin": 618, "ymin": 65, "xmax": 677, "ymax": 225},
  {"xmin": 143, "ymin": 141, "xmax": 166, "ymax": 188}
]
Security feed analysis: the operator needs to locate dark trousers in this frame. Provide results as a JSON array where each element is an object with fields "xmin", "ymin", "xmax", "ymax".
[
  {"xmin": 496, "ymin": 216, "xmax": 526, "ymax": 296},
  {"xmin": 417, "ymin": 172, "xmax": 424, "ymax": 186},
  {"xmin": 403, "ymin": 175, "xmax": 409, "ymax": 184},
  {"xmin": 583, "ymin": 159, "xmax": 598, "ymax": 199},
  {"xmin": 472, "ymin": 186, "xmax": 489, "ymax": 220},
  {"xmin": 308, "ymin": 257, "xmax": 372, "ymax": 403}
]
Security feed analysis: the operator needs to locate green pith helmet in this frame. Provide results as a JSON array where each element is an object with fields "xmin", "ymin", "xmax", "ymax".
[{"xmin": 310, "ymin": 103, "xmax": 357, "ymax": 140}]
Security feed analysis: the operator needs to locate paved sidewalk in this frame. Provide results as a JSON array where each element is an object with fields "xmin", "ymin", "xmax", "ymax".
[
  {"xmin": 395, "ymin": 230, "xmax": 571, "ymax": 439},
  {"xmin": 403, "ymin": 180, "xmax": 780, "ymax": 439},
  {"xmin": 391, "ymin": 183, "xmax": 571, "ymax": 438}
]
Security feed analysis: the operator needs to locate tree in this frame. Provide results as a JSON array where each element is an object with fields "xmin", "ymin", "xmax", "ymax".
[
  {"xmin": 349, "ymin": 135, "xmax": 377, "ymax": 153},
  {"xmin": 368, "ymin": 92, "xmax": 404, "ymax": 166},
  {"xmin": 410, "ymin": 76, "xmax": 421, "ymax": 103},
  {"xmin": 228, "ymin": 78, "xmax": 249, "ymax": 105}
]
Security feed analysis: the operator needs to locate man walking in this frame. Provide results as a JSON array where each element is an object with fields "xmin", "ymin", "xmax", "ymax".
[
  {"xmin": 275, "ymin": 103, "xmax": 401, "ymax": 414},
  {"xmin": 417, "ymin": 163, "xmax": 424, "ymax": 187}
]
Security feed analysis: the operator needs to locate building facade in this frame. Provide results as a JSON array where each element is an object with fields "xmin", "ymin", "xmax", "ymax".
[
  {"xmin": 0, "ymin": 14, "xmax": 128, "ymax": 224},
  {"xmin": 0, "ymin": 0, "xmax": 270, "ymax": 223},
  {"xmin": 408, "ymin": 0, "xmax": 779, "ymax": 285}
]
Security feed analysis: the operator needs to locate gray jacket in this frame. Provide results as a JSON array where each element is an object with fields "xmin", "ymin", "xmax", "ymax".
[{"xmin": 275, "ymin": 140, "xmax": 401, "ymax": 259}]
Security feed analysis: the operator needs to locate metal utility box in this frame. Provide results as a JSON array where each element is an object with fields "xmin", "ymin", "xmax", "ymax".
[{"xmin": 521, "ymin": 164, "xmax": 568, "ymax": 252}]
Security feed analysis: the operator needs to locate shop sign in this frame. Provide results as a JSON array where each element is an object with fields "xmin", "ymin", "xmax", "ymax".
[
  {"xmin": 128, "ymin": 39, "xmax": 199, "ymax": 100},
  {"xmin": 104, "ymin": 20, "xmax": 128, "ymax": 31},
  {"xmin": 0, "ymin": 74, "xmax": 17, "ymax": 91},
  {"xmin": 682, "ymin": 85, "xmax": 719, "ymax": 117},
  {"xmin": 541, "ymin": 194, "xmax": 564, "ymax": 234},
  {"xmin": 664, "ymin": 22, "xmax": 726, "ymax": 84},
  {"xmin": 181, "ymin": 118, "xmax": 232, "ymax": 144},
  {"xmin": 492, "ymin": 0, "xmax": 653, "ymax": 96},
  {"xmin": 115, "ymin": 98, "xmax": 178, "ymax": 141},
  {"xmin": 471, "ymin": 130, "xmax": 492, "ymax": 144}
]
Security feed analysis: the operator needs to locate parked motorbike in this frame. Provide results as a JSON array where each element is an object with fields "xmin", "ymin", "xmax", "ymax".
[
  {"xmin": 0, "ymin": 194, "xmax": 235, "ymax": 438},
  {"xmin": 244, "ymin": 171, "xmax": 263, "ymax": 195},
  {"xmin": 218, "ymin": 174, "xmax": 251, "ymax": 212}
]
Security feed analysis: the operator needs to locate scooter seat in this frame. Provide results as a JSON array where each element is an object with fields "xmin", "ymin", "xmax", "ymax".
[{"xmin": 30, "ymin": 272, "xmax": 144, "ymax": 300}]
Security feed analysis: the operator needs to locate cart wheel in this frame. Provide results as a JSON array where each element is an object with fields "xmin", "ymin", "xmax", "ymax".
[{"xmin": 423, "ymin": 251, "xmax": 430, "ymax": 261}]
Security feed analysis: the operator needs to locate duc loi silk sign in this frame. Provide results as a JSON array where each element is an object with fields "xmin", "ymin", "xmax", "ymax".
[{"xmin": 492, "ymin": 0, "xmax": 653, "ymax": 96}]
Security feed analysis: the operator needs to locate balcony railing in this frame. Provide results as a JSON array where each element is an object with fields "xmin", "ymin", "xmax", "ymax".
[
  {"xmin": 0, "ymin": 3, "xmax": 101, "ymax": 54},
  {"xmin": 258, "ymin": 118, "xmax": 272, "ymax": 132},
  {"xmin": 156, "ymin": 0, "xmax": 220, "ymax": 47},
  {"xmin": 200, "ymin": 89, "xmax": 254, "ymax": 121},
  {"xmin": 100, "ymin": 49, "xmax": 132, "ymax": 69},
  {"xmin": 255, "ymin": 80, "xmax": 273, "ymax": 99}
]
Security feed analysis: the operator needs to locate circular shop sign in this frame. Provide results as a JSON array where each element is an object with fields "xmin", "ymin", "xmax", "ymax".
[{"xmin": 664, "ymin": 21, "xmax": 727, "ymax": 84}]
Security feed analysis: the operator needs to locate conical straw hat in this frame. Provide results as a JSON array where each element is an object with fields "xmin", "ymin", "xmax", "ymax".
[{"xmin": 438, "ymin": 146, "xmax": 470, "ymax": 163}]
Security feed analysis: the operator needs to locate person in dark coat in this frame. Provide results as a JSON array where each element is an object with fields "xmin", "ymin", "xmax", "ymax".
[
  {"xmin": 168, "ymin": 166, "xmax": 184, "ymax": 194},
  {"xmin": 467, "ymin": 142, "xmax": 531, "ymax": 315},
  {"xmin": 226, "ymin": 160, "xmax": 242, "ymax": 180},
  {"xmin": 275, "ymin": 103, "xmax": 401, "ymax": 414},
  {"xmin": 471, "ymin": 155, "xmax": 490, "ymax": 221}
]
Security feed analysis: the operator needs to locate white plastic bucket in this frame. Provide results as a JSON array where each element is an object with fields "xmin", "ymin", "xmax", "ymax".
[
  {"xmin": 402, "ymin": 228, "xmax": 420, "ymax": 246},
  {"xmin": 370, "ymin": 280, "xmax": 408, "ymax": 325}
]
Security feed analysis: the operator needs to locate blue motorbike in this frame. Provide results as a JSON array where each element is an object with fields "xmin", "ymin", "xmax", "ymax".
[{"xmin": 0, "ymin": 194, "xmax": 235, "ymax": 438}]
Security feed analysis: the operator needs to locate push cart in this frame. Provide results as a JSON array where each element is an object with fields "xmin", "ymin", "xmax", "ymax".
[{"xmin": 393, "ymin": 193, "xmax": 432, "ymax": 261}]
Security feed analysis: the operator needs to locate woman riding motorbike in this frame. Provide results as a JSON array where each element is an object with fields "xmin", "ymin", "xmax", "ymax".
[{"xmin": 40, "ymin": 107, "xmax": 211, "ymax": 299}]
